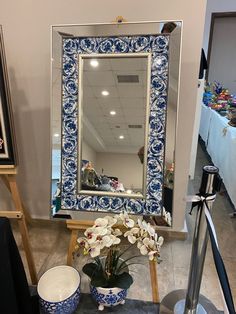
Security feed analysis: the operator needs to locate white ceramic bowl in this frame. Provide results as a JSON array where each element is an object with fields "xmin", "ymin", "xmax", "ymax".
[{"xmin": 37, "ymin": 265, "xmax": 80, "ymax": 314}]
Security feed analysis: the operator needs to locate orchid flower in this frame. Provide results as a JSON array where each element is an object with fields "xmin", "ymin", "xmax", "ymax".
[
  {"xmin": 88, "ymin": 241, "xmax": 102, "ymax": 258},
  {"xmin": 102, "ymin": 234, "xmax": 121, "ymax": 247},
  {"xmin": 94, "ymin": 217, "xmax": 109, "ymax": 228},
  {"xmin": 113, "ymin": 228, "xmax": 122, "ymax": 236},
  {"xmin": 124, "ymin": 227, "xmax": 140, "ymax": 244},
  {"xmin": 104, "ymin": 216, "xmax": 117, "ymax": 227},
  {"xmin": 117, "ymin": 212, "xmax": 135, "ymax": 228},
  {"xmin": 77, "ymin": 211, "xmax": 164, "ymax": 263}
]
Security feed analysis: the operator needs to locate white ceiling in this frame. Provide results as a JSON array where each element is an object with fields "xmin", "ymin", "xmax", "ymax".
[{"xmin": 83, "ymin": 56, "xmax": 147, "ymax": 153}]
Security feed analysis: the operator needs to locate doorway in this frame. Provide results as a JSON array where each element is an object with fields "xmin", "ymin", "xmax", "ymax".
[{"xmin": 207, "ymin": 12, "xmax": 236, "ymax": 94}]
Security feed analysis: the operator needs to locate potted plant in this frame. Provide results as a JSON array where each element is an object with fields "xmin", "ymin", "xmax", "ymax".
[{"xmin": 76, "ymin": 212, "xmax": 164, "ymax": 311}]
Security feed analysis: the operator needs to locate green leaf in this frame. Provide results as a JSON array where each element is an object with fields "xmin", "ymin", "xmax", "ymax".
[
  {"xmin": 91, "ymin": 274, "xmax": 108, "ymax": 288},
  {"xmin": 82, "ymin": 263, "xmax": 98, "ymax": 279},
  {"xmin": 116, "ymin": 255, "xmax": 141, "ymax": 274},
  {"xmin": 108, "ymin": 272, "xmax": 133, "ymax": 289},
  {"xmin": 118, "ymin": 262, "xmax": 143, "ymax": 274},
  {"xmin": 94, "ymin": 257, "xmax": 102, "ymax": 267},
  {"xmin": 117, "ymin": 245, "xmax": 133, "ymax": 260}
]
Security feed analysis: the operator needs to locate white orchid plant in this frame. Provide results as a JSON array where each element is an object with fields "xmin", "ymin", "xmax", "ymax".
[{"xmin": 76, "ymin": 212, "xmax": 164, "ymax": 289}]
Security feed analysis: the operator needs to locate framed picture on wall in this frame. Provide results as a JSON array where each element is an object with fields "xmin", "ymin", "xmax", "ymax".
[{"xmin": 0, "ymin": 25, "xmax": 16, "ymax": 166}]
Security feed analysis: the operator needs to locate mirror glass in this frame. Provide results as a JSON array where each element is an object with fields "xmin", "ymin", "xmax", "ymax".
[
  {"xmin": 79, "ymin": 54, "xmax": 150, "ymax": 198},
  {"xmin": 50, "ymin": 21, "xmax": 182, "ymax": 226}
]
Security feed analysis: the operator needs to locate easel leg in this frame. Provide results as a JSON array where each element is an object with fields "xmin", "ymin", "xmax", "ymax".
[
  {"xmin": 67, "ymin": 229, "xmax": 78, "ymax": 266},
  {"xmin": 149, "ymin": 260, "xmax": 159, "ymax": 303},
  {"xmin": 18, "ymin": 216, "xmax": 37, "ymax": 284},
  {"xmin": 1, "ymin": 174, "xmax": 10, "ymax": 190},
  {"xmin": 7, "ymin": 174, "xmax": 32, "ymax": 224}
]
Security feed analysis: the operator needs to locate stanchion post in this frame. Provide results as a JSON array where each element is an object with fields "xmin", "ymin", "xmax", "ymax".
[
  {"xmin": 184, "ymin": 165, "xmax": 219, "ymax": 314},
  {"xmin": 160, "ymin": 165, "xmax": 222, "ymax": 314}
]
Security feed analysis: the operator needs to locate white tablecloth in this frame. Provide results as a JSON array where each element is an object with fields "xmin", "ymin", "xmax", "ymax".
[
  {"xmin": 199, "ymin": 105, "xmax": 236, "ymax": 209},
  {"xmin": 199, "ymin": 104, "xmax": 213, "ymax": 143}
]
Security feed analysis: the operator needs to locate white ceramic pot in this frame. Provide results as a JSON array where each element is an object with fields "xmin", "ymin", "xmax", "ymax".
[
  {"xmin": 90, "ymin": 285, "xmax": 127, "ymax": 311},
  {"xmin": 37, "ymin": 265, "xmax": 80, "ymax": 314}
]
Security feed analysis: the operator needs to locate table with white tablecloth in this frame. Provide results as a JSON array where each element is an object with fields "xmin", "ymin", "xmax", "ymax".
[
  {"xmin": 199, "ymin": 104, "xmax": 236, "ymax": 209},
  {"xmin": 199, "ymin": 104, "xmax": 214, "ymax": 144}
]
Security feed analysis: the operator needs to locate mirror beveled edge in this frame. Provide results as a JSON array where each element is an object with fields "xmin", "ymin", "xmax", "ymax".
[{"xmin": 50, "ymin": 20, "xmax": 183, "ymax": 227}]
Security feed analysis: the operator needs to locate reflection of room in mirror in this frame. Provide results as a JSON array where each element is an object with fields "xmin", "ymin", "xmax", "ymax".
[{"xmin": 80, "ymin": 55, "xmax": 149, "ymax": 196}]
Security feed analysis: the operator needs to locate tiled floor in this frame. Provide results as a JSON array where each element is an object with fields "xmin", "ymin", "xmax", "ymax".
[{"xmin": 11, "ymin": 143, "xmax": 236, "ymax": 312}]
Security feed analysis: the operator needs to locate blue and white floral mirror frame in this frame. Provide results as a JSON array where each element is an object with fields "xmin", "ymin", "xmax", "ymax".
[{"xmin": 61, "ymin": 32, "xmax": 169, "ymax": 216}]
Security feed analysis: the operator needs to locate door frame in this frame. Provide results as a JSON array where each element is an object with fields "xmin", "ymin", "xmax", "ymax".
[{"xmin": 207, "ymin": 12, "xmax": 236, "ymax": 81}]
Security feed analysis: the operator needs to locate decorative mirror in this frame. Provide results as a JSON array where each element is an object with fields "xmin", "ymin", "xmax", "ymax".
[{"xmin": 51, "ymin": 21, "xmax": 182, "ymax": 226}]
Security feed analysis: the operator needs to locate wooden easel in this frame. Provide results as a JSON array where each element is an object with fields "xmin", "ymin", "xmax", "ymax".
[
  {"xmin": 66, "ymin": 219, "xmax": 159, "ymax": 303},
  {"xmin": 0, "ymin": 167, "xmax": 37, "ymax": 285}
]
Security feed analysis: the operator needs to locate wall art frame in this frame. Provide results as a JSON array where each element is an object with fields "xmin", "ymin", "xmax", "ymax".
[
  {"xmin": 60, "ymin": 28, "xmax": 169, "ymax": 216},
  {"xmin": 0, "ymin": 25, "xmax": 16, "ymax": 166}
]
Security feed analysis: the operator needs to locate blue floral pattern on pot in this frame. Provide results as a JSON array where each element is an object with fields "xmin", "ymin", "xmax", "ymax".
[
  {"xmin": 39, "ymin": 287, "xmax": 80, "ymax": 314},
  {"xmin": 61, "ymin": 35, "xmax": 169, "ymax": 216},
  {"xmin": 90, "ymin": 285, "xmax": 127, "ymax": 311}
]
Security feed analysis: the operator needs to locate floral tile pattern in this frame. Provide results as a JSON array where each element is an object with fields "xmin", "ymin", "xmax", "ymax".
[{"xmin": 61, "ymin": 35, "xmax": 169, "ymax": 215}]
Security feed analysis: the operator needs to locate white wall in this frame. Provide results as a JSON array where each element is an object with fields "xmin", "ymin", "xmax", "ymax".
[
  {"xmin": 96, "ymin": 152, "xmax": 143, "ymax": 190},
  {"xmin": 0, "ymin": 0, "xmax": 206, "ymax": 230},
  {"xmin": 82, "ymin": 141, "xmax": 97, "ymax": 168},
  {"xmin": 203, "ymin": 0, "xmax": 236, "ymax": 54}
]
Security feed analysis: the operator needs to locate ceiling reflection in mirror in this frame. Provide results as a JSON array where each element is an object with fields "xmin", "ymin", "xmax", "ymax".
[
  {"xmin": 79, "ymin": 55, "xmax": 149, "ymax": 197},
  {"xmin": 50, "ymin": 21, "xmax": 182, "ymax": 226}
]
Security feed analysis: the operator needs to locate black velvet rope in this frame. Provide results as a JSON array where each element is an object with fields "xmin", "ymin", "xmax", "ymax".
[
  {"xmin": 204, "ymin": 201, "xmax": 236, "ymax": 314},
  {"xmin": 192, "ymin": 197, "xmax": 236, "ymax": 314}
]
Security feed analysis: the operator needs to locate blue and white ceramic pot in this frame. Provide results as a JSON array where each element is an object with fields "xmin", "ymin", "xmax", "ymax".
[
  {"xmin": 37, "ymin": 265, "xmax": 80, "ymax": 314},
  {"xmin": 90, "ymin": 285, "xmax": 127, "ymax": 311}
]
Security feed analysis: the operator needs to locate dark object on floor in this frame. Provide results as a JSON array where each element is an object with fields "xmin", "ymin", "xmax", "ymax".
[
  {"xmin": 74, "ymin": 294, "xmax": 160, "ymax": 313},
  {"xmin": 0, "ymin": 217, "xmax": 39, "ymax": 314},
  {"xmin": 163, "ymin": 186, "xmax": 173, "ymax": 215},
  {"xmin": 53, "ymin": 213, "xmax": 72, "ymax": 219}
]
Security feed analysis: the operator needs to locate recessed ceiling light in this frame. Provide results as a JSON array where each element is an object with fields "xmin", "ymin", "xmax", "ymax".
[
  {"xmin": 110, "ymin": 111, "xmax": 116, "ymax": 115},
  {"xmin": 102, "ymin": 90, "xmax": 109, "ymax": 96},
  {"xmin": 54, "ymin": 133, "xmax": 60, "ymax": 137},
  {"xmin": 90, "ymin": 59, "xmax": 99, "ymax": 67},
  {"xmin": 126, "ymin": 189, "xmax": 132, "ymax": 194},
  {"xmin": 119, "ymin": 135, "xmax": 124, "ymax": 139}
]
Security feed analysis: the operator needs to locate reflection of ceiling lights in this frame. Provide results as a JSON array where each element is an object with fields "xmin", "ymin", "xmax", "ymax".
[
  {"xmin": 90, "ymin": 59, "xmax": 99, "ymax": 67},
  {"xmin": 110, "ymin": 111, "xmax": 116, "ymax": 115},
  {"xmin": 102, "ymin": 90, "xmax": 109, "ymax": 96},
  {"xmin": 54, "ymin": 133, "xmax": 60, "ymax": 137},
  {"xmin": 119, "ymin": 135, "xmax": 124, "ymax": 139}
]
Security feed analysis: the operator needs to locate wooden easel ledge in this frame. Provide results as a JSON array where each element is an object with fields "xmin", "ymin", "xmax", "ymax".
[{"xmin": 0, "ymin": 167, "xmax": 37, "ymax": 284}]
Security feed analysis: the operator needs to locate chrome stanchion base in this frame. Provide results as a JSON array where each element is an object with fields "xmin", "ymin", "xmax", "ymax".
[
  {"xmin": 159, "ymin": 289, "xmax": 222, "ymax": 314},
  {"xmin": 174, "ymin": 300, "xmax": 206, "ymax": 314}
]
